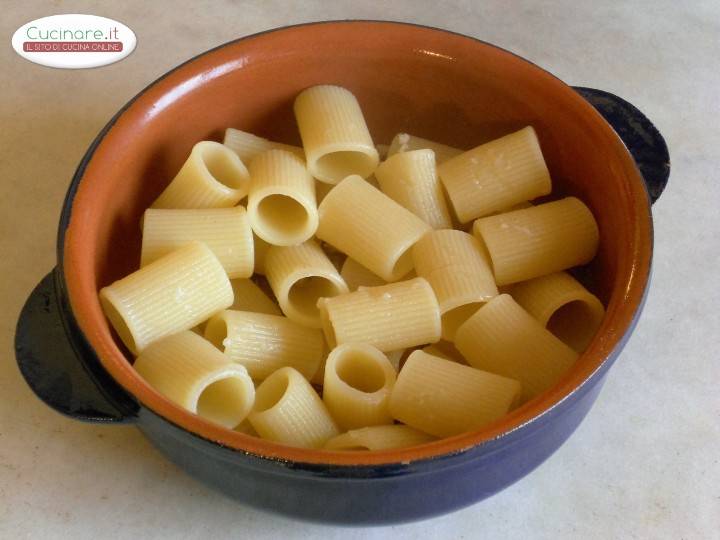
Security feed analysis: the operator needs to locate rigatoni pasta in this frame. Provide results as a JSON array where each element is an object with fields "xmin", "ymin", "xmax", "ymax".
[
  {"xmin": 318, "ymin": 277, "xmax": 441, "ymax": 351},
  {"xmin": 322, "ymin": 343, "xmax": 397, "ymax": 430},
  {"xmin": 140, "ymin": 206, "xmax": 254, "ymax": 279},
  {"xmin": 507, "ymin": 271, "xmax": 605, "ymax": 351},
  {"xmin": 387, "ymin": 133, "xmax": 463, "ymax": 164},
  {"xmin": 412, "ymin": 230, "xmax": 498, "ymax": 341},
  {"xmin": 223, "ymin": 127, "xmax": 304, "ymax": 163},
  {"xmin": 375, "ymin": 149, "xmax": 453, "ymax": 230},
  {"xmin": 100, "ymin": 241, "xmax": 233, "ymax": 354},
  {"xmin": 324, "ymin": 425, "xmax": 434, "ymax": 451},
  {"xmin": 247, "ymin": 149, "xmax": 318, "ymax": 246},
  {"xmin": 438, "ymin": 127, "xmax": 551, "ymax": 222},
  {"xmin": 389, "ymin": 350, "xmax": 521, "ymax": 437},
  {"xmin": 294, "ymin": 85, "xmax": 379, "ymax": 183},
  {"xmin": 473, "ymin": 197, "xmax": 599, "ymax": 285},
  {"xmin": 134, "ymin": 331, "xmax": 255, "ymax": 429},
  {"xmin": 205, "ymin": 310, "xmax": 324, "ymax": 381},
  {"xmin": 101, "ymin": 85, "xmax": 607, "ymax": 452},
  {"xmin": 265, "ymin": 240, "xmax": 349, "ymax": 328},
  {"xmin": 248, "ymin": 367, "xmax": 339, "ymax": 448},
  {"xmin": 152, "ymin": 141, "xmax": 250, "ymax": 209},
  {"xmin": 454, "ymin": 294, "xmax": 578, "ymax": 402},
  {"xmin": 316, "ymin": 175, "xmax": 431, "ymax": 281},
  {"xmin": 228, "ymin": 278, "xmax": 281, "ymax": 315},
  {"xmin": 340, "ymin": 257, "xmax": 386, "ymax": 291}
]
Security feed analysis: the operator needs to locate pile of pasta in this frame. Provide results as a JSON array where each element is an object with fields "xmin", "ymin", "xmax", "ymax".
[{"xmin": 99, "ymin": 85, "xmax": 605, "ymax": 452}]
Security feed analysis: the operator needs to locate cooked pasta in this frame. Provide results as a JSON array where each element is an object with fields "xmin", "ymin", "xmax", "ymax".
[
  {"xmin": 324, "ymin": 425, "xmax": 434, "ymax": 451},
  {"xmin": 152, "ymin": 141, "xmax": 250, "ymax": 209},
  {"xmin": 205, "ymin": 310, "xmax": 324, "ymax": 381},
  {"xmin": 322, "ymin": 343, "xmax": 397, "ymax": 430},
  {"xmin": 454, "ymin": 294, "xmax": 578, "ymax": 401},
  {"xmin": 247, "ymin": 149, "xmax": 318, "ymax": 246},
  {"xmin": 412, "ymin": 230, "xmax": 498, "ymax": 341},
  {"xmin": 316, "ymin": 175, "xmax": 431, "ymax": 281},
  {"xmin": 388, "ymin": 350, "xmax": 521, "ymax": 437},
  {"xmin": 264, "ymin": 240, "xmax": 349, "ymax": 328},
  {"xmin": 438, "ymin": 127, "xmax": 551, "ymax": 222},
  {"xmin": 507, "ymin": 271, "xmax": 605, "ymax": 351},
  {"xmin": 340, "ymin": 257, "xmax": 386, "ymax": 291},
  {"xmin": 140, "ymin": 206, "xmax": 254, "ymax": 279},
  {"xmin": 374, "ymin": 149, "xmax": 453, "ymax": 230},
  {"xmin": 100, "ymin": 242, "xmax": 233, "ymax": 354},
  {"xmin": 318, "ymin": 277, "xmax": 441, "ymax": 351},
  {"xmin": 248, "ymin": 367, "xmax": 339, "ymax": 448},
  {"xmin": 253, "ymin": 233, "xmax": 271, "ymax": 275},
  {"xmin": 473, "ymin": 197, "xmax": 599, "ymax": 285},
  {"xmin": 134, "ymin": 331, "xmax": 255, "ymax": 429},
  {"xmin": 387, "ymin": 133, "xmax": 463, "ymax": 164},
  {"xmin": 294, "ymin": 85, "xmax": 379, "ymax": 184},
  {"xmin": 228, "ymin": 278, "xmax": 281, "ymax": 315},
  {"xmin": 223, "ymin": 127, "xmax": 304, "ymax": 163}
]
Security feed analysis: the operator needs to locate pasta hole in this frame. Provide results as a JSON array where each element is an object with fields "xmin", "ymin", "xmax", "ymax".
[
  {"xmin": 335, "ymin": 352, "xmax": 386, "ymax": 393},
  {"xmin": 389, "ymin": 248, "xmax": 415, "ymax": 280},
  {"xmin": 204, "ymin": 316, "xmax": 228, "ymax": 351},
  {"xmin": 315, "ymin": 151, "xmax": 377, "ymax": 182},
  {"xmin": 547, "ymin": 300, "xmax": 601, "ymax": 352},
  {"xmin": 319, "ymin": 300, "xmax": 337, "ymax": 348},
  {"xmin": 253, "ymin": 371, "xmax": 290, "ymax": 412},
  {"xmin": 288, "ymin": 277, "xmax": 344, "ymax": 321},
  {"xmin": 200, "ymin": 145, "xmax": 247, "ymax": 190},
  {"xmin": 100, "ymin": 294, "xmax": 137, "ymax": 354},
  {"xmin": 196, "ymin": 377, "xmax": 250, "ymax": 427},
  {"xmin": 256, "ymin": 195, "xmax": 309, "ymax": 237},
  {"xmin": 441, "ymin": 303, "xmax": 483, "ymax": 341}
]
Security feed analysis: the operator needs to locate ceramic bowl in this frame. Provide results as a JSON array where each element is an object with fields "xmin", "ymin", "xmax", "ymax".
[{"xmin": 15, "ymin": 21, "xmax": 669, "ymax": 525}]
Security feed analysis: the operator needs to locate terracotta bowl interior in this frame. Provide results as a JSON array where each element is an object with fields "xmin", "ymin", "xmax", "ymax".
[{"xmin": 63, "ymin": 22, "xmax": 651, "ymax": 466}]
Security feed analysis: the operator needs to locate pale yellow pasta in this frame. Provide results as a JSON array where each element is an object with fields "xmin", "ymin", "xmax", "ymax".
[
  {"xmin": 473, "ymin": 197, "xmax": 599, "ymax": 285},
  {"xmin": 223, "ymin": 127, "xmax": 304, "ymax": 163},
  {"xmin": 247, "ymin": 149, "xmax": 318, "ymax": 246},
  {"xmin": 315, "ymin": 180, "xmax": 335, "ymax": 204},
  {"xmin": 412, "ymin": 230, "xmax": 499, "ymax": 341},
  {"xmin": 229, "ymin": 278, "xmax": 281, "ymax": 315},
  {"xmin": 318, "ymin": 277, "xmax": 441, "ymax": 351},
  {"xmin": 248, "ymin": 367, "xmax": 339, "ymax": 448},
  {"xmin": 152, "ymin": 141, "xmax": 250, "ymax": 209},
  {"xmin": 375, "ymin": 149, "xmax": 453, "ymax": 230},
  {"xmin": 294, "ymin": 85, "xmax": 379, "ymax": 184},
  {"xmin": 324, "ymin": 425, "xmax": 435, "ymax": 451},
  {"xmin": 234, "ymin": 419, "xmax": 258, "ymax": 436},
  {"xmin": 316, "ymin": 175, "xmax": 431, "ymax": 281},
  {"xmin": 454, "ymin": 294, "xmax": 578, "ymax": 401},
  {"xmin": 385, "ymin": 349, "xmax": 405, "ymax": 372},
  {"xmin": 421, "ymin": 340, "xmax": 466, "ymax": 364},
  {"xmin": 134, "ymin": 331, "xmax": 254, "ymax": 429},
  {"xmin": 389, "ymin": 350, "xmax": 521, "ymax": 437},
  {"xmin": 100, "ymin": 242, "xmax": 232, "ymax": 354},
  {"xmin": 140, "ymin": 207, "xmax": 254, "ymax": 279},
  {"xmin": 387, "ymin": 133, "xmax": 463, "ymax": 164},
  {"xmin": 205, "ymin": 310, "xmax": 324, "ymax": 381},
  {"xmin": 507, "ymin": 271, "xmax": 605, "ymax": 351},
  {"xmin": 438, "ymin": 127, "xmax": 551, "ymax": 222},
  {"xmin": 265, "ymin": 240, "xmax": 349, "ymax": 328},
  {"xmin": 340, "ymin": 257, "xmax": 386, "ymax": 291},
  {"xmin": 322, "ymin": 343, "xmax": 397, "ymax": 430},
  {"xmin": 253, "ymin": 233, "xmax": 271, "ymax": 275}
]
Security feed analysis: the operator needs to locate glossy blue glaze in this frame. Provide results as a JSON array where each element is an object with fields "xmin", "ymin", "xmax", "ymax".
[{"xmin": 14, "ymin": 24, "xmax": 667, "ymax": 525}]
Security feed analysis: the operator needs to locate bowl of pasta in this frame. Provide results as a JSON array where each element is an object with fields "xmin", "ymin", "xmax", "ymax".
[{"xmin": 15, "ymin": 21, "xmax": 669, "ymax": 524}]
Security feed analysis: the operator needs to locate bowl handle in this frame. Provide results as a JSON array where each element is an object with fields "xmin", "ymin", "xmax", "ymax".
[
  {"xmin": 573, "ymin": 86, "xmax": 670, "ymax": 204},
  {"xmin": 15, "ymin": 269, "xmax": 138, "ymax": 423}
]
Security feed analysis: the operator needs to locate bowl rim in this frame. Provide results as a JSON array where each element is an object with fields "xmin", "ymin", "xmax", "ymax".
[{"xmin": 58, "ymin": 20, "xmax": 653, "ymax": 467}]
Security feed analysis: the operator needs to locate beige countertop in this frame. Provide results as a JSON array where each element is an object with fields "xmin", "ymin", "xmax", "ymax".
[{"xmin": 1, "ymin": 1, "xmax": 718, "ymax": 538}]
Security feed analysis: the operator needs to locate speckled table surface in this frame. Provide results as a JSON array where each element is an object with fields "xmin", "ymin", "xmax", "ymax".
[{"xmin": 1, "ymin": 1, "xmax": 718, "ymax": 538}]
